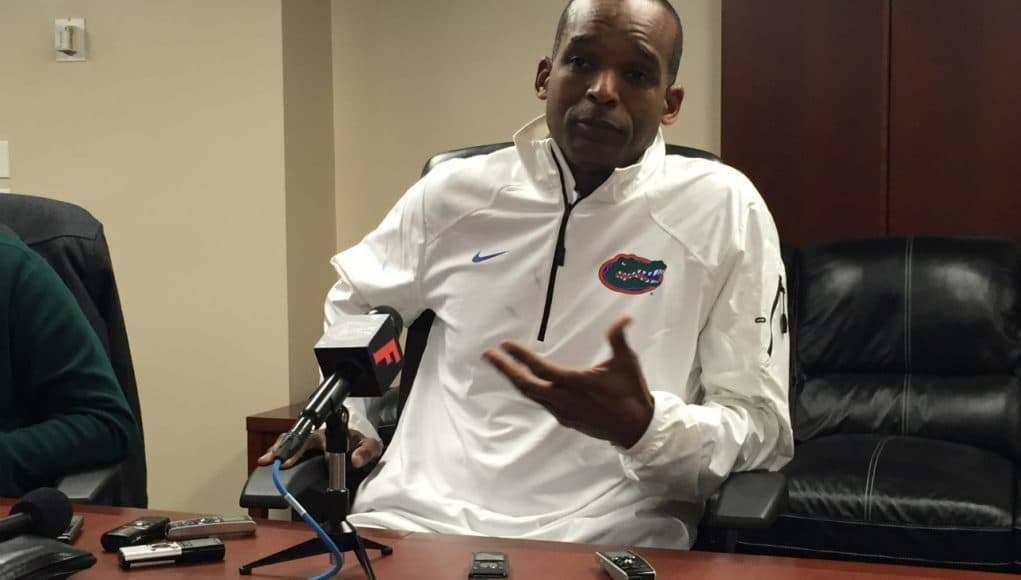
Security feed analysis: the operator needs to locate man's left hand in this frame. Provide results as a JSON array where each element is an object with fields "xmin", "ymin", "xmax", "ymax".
[{"xmin": 482, "ymin": 315, "xmax": 654, "ymax": 448}]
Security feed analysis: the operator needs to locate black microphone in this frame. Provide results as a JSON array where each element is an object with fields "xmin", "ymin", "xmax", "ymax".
[
  {"xmin": 274, "ymin": 306, "xmax": 404, "ymax": 461},
  {"xmin": 0, "ymin": 487, "xmax": 73, "ymax": 541}
]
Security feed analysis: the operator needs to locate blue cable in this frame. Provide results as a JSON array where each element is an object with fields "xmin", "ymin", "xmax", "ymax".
[{"xmin": 272, "ymin": 459, "xmax": 344, "ymax": 579}]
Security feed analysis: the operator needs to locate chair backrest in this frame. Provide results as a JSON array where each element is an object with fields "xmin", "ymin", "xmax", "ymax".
[
  {"xmin": 420, "ymin": 142, "xmax": 720, "ymax": 175},
  {"xmin": 788, "ymin": 237, "xmax": 1021, "ymax": 462},
  {"xmin": 397, "ymin": 142, "xmax": 721, "ymax": 417},
  {"xmin": 0, "ymin": 193, "xmax": 148, "ymax": 507}
]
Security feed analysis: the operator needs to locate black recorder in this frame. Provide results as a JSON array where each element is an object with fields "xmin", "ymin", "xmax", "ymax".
[
  {"xmin": 101, "ymin": 516, "xmax": 170, "ymax": 552},
  {"xmin": 596, "ymin": 550, "xmax": 655, "ymax": 580},
  {"xmin": 468, "ymin": 552, "xmax": 508, "ymax": 579},
  {"xmin": 57, "ymin": 514, "xmax": 85, "ymax": 544},
  {"xmin": 119, "ymin": 538, "xmax": 225, "ymax": 570}
]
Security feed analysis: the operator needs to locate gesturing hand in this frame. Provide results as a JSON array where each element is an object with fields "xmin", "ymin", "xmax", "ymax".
[
  {"xmin": 257, "ymin": 427, "xmax": 383, "ymax": 469},
  {"xmin": 482, "ymin": 315, "xmax": 654, "ymax": 448}
]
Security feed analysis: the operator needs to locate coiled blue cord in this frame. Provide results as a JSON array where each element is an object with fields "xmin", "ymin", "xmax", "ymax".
[{"xmin": 272, "ymin": 459, "xmax": 344, "ymax": 579}]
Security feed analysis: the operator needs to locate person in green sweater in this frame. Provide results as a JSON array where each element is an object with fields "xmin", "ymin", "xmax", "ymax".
[{"xmin": 0, "ymin": 227, "xmax": 138, "ymax": 497}]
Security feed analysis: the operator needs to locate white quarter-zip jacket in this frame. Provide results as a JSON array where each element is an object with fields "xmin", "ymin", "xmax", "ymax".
[{"xmin": 326, "ymin": 116, "xmax": 794, "ymax": 548}]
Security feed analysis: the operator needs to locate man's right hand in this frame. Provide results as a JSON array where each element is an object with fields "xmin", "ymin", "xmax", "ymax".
[{"xmin": 257, "ymin": 428, "xmax": 383, "ymax": 469}]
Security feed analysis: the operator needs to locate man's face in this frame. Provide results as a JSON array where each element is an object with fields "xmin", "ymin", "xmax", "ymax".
[{"xmin": 537, "ymin": 0, "xmax": 683, "ymax": 175}]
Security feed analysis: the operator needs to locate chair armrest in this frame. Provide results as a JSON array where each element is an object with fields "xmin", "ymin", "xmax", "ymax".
[
  {"xmin": 704, "ymin": 470, "xmax": 787, "ymax": 529},
  {"xmin": 239, "ymin": 456, "xmax": 327, "ymax": 510},
  {"xmin": 55, "ymin": 464, "xmax": 121, "ymax": 504}
]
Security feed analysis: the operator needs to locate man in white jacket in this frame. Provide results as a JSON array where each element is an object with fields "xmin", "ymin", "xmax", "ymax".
[{"xmin": 262, "ymin": 0, "xmax": 793, "ymax": 548}]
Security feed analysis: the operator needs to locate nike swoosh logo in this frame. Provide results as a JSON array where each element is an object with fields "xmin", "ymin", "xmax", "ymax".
[{"xmin": 472, "ymin": 251, "xmax": 507, "ymax": 263}]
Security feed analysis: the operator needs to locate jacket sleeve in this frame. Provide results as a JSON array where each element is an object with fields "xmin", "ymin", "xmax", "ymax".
[
  {"xmin": 618, "ymin": 197, "xmax": 794, "ymax": 500},
  {"xmin": 0, "ymin": 252, "xmax": 139, "ymax": 497},
  {"xmin": 323, "ymin": 181, "xmax": 428, "ymax": 441}
]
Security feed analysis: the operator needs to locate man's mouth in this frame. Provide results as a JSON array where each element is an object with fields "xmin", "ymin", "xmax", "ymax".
[
  {"xmin": 574, "ymin": 117, "xmax": 623, "ymax": 134},
  {"xmin": 571, "ymin": 117, "xmax": 625, "ymax": 145}
]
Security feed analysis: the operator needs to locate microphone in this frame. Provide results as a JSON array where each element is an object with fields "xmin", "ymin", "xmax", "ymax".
[
  {"xmin": 274, "ymin": 306, "xmax": 404, "ymax": 461},
  {"xmin": 0, "ymin": 487, "xmax": 73, "ymax": 541}
]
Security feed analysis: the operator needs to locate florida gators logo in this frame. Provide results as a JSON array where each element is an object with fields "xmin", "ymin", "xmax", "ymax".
[{"xmin": 598, "ymin": 254, "xmax": 667, "ymax": 294}]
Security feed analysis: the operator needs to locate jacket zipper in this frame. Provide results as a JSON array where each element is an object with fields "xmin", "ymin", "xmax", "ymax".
[
  {"xmin": 766, "ymin": 275, "xmax": 788, "ymax": 357},
  {"xmin": 537, "ymin": 150, "xmax": 577, "ymax": 342}
]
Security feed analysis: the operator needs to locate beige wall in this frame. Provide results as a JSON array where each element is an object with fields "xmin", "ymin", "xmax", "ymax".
[
  {"xmin": 0, "ymin": 0, "xmax": 324, "ymax": 513},
  {"xmin": 0, "ymin": 0, "xmax": 720, "ymax": 514},
  {"xmin": 282, "ymin": 1, "xmax": 339, "ymax": 398},
  {"xmin": 331, "ymin": 0, "xmax": 722, "ymax": 248}
]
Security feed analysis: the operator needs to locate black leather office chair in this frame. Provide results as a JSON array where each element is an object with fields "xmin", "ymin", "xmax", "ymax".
[
  {"xmin": 0, "ymin": 193, "xmax": 148, "ymax": 507},
  {"xmin": 737, "ymin": 238, "xmax": 1021, "ymax": 572},
  {"xmin": 242, "ymin": 142, "xmax": 787, "ymax": 546}
]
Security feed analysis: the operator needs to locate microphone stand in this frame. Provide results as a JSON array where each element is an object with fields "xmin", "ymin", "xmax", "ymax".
[{"xmin": 239, "ymin": 408, "xmax": 392, "ymax": 578}]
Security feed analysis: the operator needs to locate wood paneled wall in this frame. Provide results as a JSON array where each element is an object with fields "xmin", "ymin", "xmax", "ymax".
[{"xmin": 722, "ymin": 0, "xmax": 1021, "ymax": 244}]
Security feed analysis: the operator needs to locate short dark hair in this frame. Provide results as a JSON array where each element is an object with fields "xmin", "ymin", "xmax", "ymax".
[{"xmin": 551, "ymin": 0, "xmax": 684, "ymax": 85}]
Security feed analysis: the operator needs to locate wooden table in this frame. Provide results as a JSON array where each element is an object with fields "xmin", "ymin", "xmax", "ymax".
[{"xmin": 2, "ymin": 499, "xmax": 1014, "ymax": 579}]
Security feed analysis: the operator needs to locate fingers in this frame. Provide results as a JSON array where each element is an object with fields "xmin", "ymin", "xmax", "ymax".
[
  {"xmin": 257, "ymin": 429, "xmax": 327, "ymax": 469},
  {"xmin": 498, "ymin": 341, "xmax": 566, "ymax": 382},
  {"xmin": 350, "ymin": 434, "xmax": 383, "ymax": 468},
  {"xmin": 606, "ymin": 315, "xmax": 634, "ymax": 360},
  {"xmin": 480, "ymin": 350, "xmax": 588, "ymax": 436},
  {"xmin": 256, "ymin": 433, "xmax": 285, "ymax": 466},
  {"xmin": 280, "ymin": 440, "xmax": 309, "ymax": 469},
  {"xmin": 350, "ymin": 446, "xmax": 371, "ymax": 468},
  {"xmin": 482, "ymin": 346, "xmax": 555, "ymax": 402}
]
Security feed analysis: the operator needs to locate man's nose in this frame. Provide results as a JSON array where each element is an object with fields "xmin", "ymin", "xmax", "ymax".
[{"xmin": 586, "ymin": 70, "xmax": 620, "ymax": 105}]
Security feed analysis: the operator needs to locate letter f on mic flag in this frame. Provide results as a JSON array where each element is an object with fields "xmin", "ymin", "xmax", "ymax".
[
  {"xmin": 315, "ymin": 309, "xmax": 404, "ymax": 396},
  {"xmin": 373, "ymin": 339, "xmax": 401, "ymax": 366}
]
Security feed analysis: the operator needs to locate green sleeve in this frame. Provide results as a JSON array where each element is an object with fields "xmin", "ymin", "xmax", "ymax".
[{"xmin": 0, "ymin": 251, "xmax": 139, "ymax": 497}]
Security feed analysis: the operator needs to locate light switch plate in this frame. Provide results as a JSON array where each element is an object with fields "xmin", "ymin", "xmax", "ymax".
[
  {"xmin": 0, "ymin": 141, "xmax": 9, "ymax": 178},
  {"xmin": 55, "ymin": 18, "xmax": 87, "ymax": 62}
]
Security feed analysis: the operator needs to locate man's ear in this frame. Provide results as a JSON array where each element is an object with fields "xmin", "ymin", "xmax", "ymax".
[
  {"xmin": 535, "ymin": 57, "xmax": 552, "ymax": 100},
  {"xmin": 661, "ymin": 86, "xmax": 685, "ymax": 126}
]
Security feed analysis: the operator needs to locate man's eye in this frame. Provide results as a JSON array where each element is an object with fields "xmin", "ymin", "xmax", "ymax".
[
  {"xmin": 567, "ymin": 56, "xmax": 591, "ymax": 69},
  {"xmin": 625, "ymin": 70, "xmax": 651, "ymax": 83}
]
